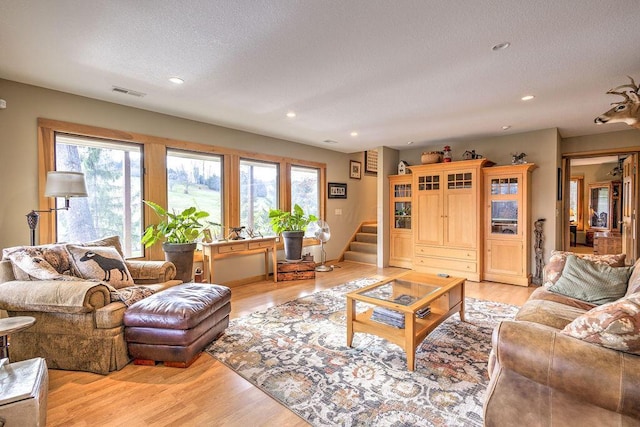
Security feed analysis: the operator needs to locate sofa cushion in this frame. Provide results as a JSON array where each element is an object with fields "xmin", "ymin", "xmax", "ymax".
[
  {"xmin": 66, "ymin": 245, "xmax": 134, "ymax": 288},
  {"xmin": 543, "ymin": 250, "xmax": 626, "ymax": 288},
  {"xmin": 80, "ymin": 235, "xmax": 125, "ymax": 258},
  {"xmin": 562, "ymin": 292, "xmax": 640, "ymax": 355},
  {"xmin": 3, "ymin": 244, "xmax": 75, "ymax": 280},
  {"xmin": 528, "ymin": 287, "xmax": 598, "ymax": 311},
  {"xmin": 548, "ymin": 255, "xmax": 633, "ymax": 305},
  {"xmin": 515, "ymin": 299, "xmax": 588, "ymax": 330},
  {"xmin": 625, "ymin": 257, "xmax": 640, "ymax": 297}
]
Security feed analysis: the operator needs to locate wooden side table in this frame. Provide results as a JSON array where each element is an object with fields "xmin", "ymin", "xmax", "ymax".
[{"xmin": 0, "ymin": 316, "xmax": 36, "ymax": 366}]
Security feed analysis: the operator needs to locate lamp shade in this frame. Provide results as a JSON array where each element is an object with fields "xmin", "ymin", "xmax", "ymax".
[{"xmin": 44, "ymin": 171, "xmax": 88, "ymax": 198}]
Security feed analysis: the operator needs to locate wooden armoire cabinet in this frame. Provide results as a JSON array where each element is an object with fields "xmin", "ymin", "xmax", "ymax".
[
  {"xmin": 410, "ymin": 159, "xmax": 488, "ymax": 281},
  {"xmin": 389, "ymin": 174, "xmax": 413, "ymax": 268},
  {"xmin": 482, "ymin": 163, "xmax": 536, "ymax": 286}
]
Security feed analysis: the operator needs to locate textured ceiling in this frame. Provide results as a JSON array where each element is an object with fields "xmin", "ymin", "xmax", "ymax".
[{"xmin": 1, "ymin": 0, "xmax": 639, "ymax": 153}]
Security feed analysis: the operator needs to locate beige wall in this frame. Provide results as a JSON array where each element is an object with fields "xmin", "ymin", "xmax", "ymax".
[
  {"xmin": 563, "ymin": 128, "xmax": 640, "ymax": 154},
  {"xmin": 0, "ymin": 79, "xmax": 371, "ymax": 283}
]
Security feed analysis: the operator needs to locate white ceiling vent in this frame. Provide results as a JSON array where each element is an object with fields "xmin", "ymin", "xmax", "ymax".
[{"xmin": 111, "ymin": 86, "xmax": 146, "ymax": 97}]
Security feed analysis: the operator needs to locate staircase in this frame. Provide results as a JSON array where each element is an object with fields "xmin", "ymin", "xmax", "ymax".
[{"xmin": 343, "ymin": 223, "xmax": 377, "ymax": 265}]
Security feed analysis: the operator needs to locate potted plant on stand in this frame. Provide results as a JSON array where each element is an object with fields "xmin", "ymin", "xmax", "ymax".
[
  {"xmin": 269, "ymin": 204, "xmax": 318, "ymax": 262},
  {"xmin": 141, "ymin": 201, "xmax": 210, "ymax": 283}
]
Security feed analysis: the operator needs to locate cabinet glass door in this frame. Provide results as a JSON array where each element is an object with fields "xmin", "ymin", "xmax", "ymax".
[
  {"xmin": 491, "ymin": 200, "xmax": 518, "ymax": 235},
  {"xmin": 491, "ymin": 177, "xmax": 518, "ymax": 195},
  {"xmin": 394, "ymin": 201, "xmax": 411, "ymax": 229}
]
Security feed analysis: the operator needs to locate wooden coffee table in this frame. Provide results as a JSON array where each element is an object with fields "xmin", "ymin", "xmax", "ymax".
[{"xmin": 346, "ymin": 271, "xmax": 465, "ymax": 371}]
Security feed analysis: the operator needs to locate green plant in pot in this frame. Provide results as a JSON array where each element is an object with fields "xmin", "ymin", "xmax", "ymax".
[
  {"xmin": 141, "ymin": 200, "xmax": 210, "ymax": 283},
  {"xmin": 269, "ymin": 204, "xmax": 318, "ymax": 262}
]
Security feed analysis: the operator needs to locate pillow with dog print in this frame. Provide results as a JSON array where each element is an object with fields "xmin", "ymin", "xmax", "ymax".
[{"xmin": 66, "ymin": 244, "xmax": 134, "ymax": 289}]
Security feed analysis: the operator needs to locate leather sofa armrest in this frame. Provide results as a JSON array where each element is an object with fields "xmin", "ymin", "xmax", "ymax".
[
  {"xmin": 0, "ymin": 280, "xmax": 110, "ymax": 313},
  {"xmin": 493, "ymin": 320, "xmax": 640, "ymax": 419},
  {"xmin": 126, "ymin": 260, "xmax": 176, "ymax": 284}
]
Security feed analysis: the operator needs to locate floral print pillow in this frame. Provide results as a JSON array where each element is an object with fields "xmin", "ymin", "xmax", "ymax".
[
  {"xmin": 543, "ymin": 250, "xmax": 626, "ymax": 288},
  {"xmin": 561, "ymin": 292, "xmax": 640, "ymax": 355}
]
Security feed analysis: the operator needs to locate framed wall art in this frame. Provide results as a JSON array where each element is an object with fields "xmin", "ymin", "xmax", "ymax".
[
  {"xmin": 365, "ymin": 149, "xmax": 378, "ymax": 174},
  {"xmin": 328, "ymin": 182, "xmax": 347, "ymax": 199},
  {"xmin": 350, "ymin": 160, "xmax": 362, "ymax": 179}
]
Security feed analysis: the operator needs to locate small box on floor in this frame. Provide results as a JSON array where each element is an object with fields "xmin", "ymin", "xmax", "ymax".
[{"xmin": 277, "ymin": 261, "xmax": 316, "ymax": 281}]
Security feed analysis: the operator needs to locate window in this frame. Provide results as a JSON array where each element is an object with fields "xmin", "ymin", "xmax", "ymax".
[
  {"xmin": 166, "ymin": 149, "xmax": 223, "ymax": 230},
  {"xmin": 569, "ymin": 176, "xmax": 584, "ymax": 230},
  {"xmin": 54, "ymin": 133, "xmax": 144, "ymax": 257},
  {"xmin": 291, "ymin": 165, "xmax": 320, "ymax": 220},
  {"xmin": 240, "ymin": 159, "xmax": 279, "ymax": 236},
  {"xmin": 40, "ymin": 119, "xmax": 326, "ymax": 259}
]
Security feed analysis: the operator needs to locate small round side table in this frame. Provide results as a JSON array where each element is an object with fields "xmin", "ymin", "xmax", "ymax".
[{"xmin": 0, "ymin": 316, "xmax": 36, "ymax": 367}]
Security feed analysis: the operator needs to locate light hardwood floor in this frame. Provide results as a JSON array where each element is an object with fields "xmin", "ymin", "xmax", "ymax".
[{"xmin": 46, "ymin": 262, "xmax": 535, "ymax": 426}]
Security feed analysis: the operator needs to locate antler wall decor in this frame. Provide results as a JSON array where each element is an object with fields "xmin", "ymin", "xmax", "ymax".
[{"xmin": 594, "ymin": 75, "xmax": 640, "ymax": 129}]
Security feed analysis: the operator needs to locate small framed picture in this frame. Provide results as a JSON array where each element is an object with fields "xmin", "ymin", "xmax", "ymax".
[
  {"xmin": 365, "ymin": 150, "xmax": 378, "ymax": 174},
  {"xmin": 202, "ymin": 229, "xmax": 213, "ymax": 243},
  {"xmin": 350, "ymin": 160, "xmax": 362, "ymax": 179},
  {"xmin": 328, "ymin": 182, "xmax": 347, "ymax": 199}
]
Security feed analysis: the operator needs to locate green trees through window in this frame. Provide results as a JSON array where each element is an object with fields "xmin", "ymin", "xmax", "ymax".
[
  {"xmin": 240, "ymin": 159, "xmax": 278, "ymax": 237},
  {"xmin": 54, "ymin": 134, "xmax": 143, "ymax": 257}
]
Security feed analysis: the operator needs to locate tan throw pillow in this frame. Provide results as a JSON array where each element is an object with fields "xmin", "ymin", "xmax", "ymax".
[
  {"xmin": 548, "ymin": 255, "xmax": 633, "ymax": 305},
  {"xmin": 543, "ymin": 250, "xmax": 626, "ymax": 288},
  {"xmin": 6, "ymin": 249, "xmax": 63, "ymax": 280},
  {"xmin": 80, "ymin": 235, "xmax": 125, "ymax": 258},
  {"xmin": 3, "ymin": 244, "xmax": 74, "ymax": 280},
  {"xmin": 562, "ymin": 292, "xmax": 640, "ymax": 355},
  {"xmin": 66, "ymin": 245, "xmax": 134, "ymax": 288}
]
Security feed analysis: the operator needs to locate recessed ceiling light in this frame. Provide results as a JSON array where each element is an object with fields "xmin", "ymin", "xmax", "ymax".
[
  {"xmin": 407, "ymin": 141, "xmax": 414, "ymax": 145},
  {"xmin": 502, "ymin": 125, "xmax": 512, "ymax": 130},
  {"xmin": 350, "ymin": 131, "xmax": 358, "ymax": 137},
  {"xmin": 323, "ymin": 139, "xmax": 338, "ymax": 144},
  {"xmin": 169, "ymin": 77, "xmax": 184, "ymax": 84},
  {"xmin": 521, "ymin": 95, "xmax": 535, "ymax": 101},
  {"xmin": 491, "ymin": 42, "xmax": 511, "ymax": 51},
  {"xmin": 286, "ymin": 111, "xmax": 296, "ymax": 118}
]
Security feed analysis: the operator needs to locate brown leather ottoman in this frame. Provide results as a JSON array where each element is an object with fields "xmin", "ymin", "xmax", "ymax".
[{"xmin": 123, "ymin": 283, "xmax": 231, "ymax": 367}]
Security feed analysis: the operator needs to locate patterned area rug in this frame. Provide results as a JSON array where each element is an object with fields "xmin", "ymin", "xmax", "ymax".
[{"xmin": 206, "ymin": 278, "xmax": 518, "ymax": 426}]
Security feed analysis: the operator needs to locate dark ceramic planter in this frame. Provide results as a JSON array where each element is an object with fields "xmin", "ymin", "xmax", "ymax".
[
  {"xmin": 282, "ymin": 230, "xmax": 304, "ymax": 262},
  {"xmin": 162, "ymin": 242, "xmax": 197, "ymax": 283}
]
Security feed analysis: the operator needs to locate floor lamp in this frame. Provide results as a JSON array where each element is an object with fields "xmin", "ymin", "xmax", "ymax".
[{"xmin": 26, "ymin": 171, "xmax": 88, "ymax": 246}]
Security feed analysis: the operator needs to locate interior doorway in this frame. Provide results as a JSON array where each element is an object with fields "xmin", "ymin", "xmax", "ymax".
[{"xmin": 563, "ymin": 151, "xmax": 639, "ymax": 264}]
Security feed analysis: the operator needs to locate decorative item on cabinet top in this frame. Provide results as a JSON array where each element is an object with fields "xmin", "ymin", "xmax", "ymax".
[
  {"xmin": 421, "ymin": 151, "xmax": 443, "ymax": 164},
  {"xmin": 462, "ymin": 150, "xmax": 484, "ymax": 160},
  {"xmin": 398, "ymin": 160, "xmax": 410, "ymax": 174}
]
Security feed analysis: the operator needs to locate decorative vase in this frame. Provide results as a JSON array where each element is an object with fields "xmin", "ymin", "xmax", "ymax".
[
  {"xmin": 162, "ymin": 242, "xmax": 197, "ymax": 283},
  {"xmin": 282, "ymin": 230, "xmax": 304, "ymax": 262}
]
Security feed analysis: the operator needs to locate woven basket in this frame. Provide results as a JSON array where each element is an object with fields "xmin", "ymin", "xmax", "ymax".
[{"xmin": 421, "ymin": 151, "xmax": 443, "ymax": 164}]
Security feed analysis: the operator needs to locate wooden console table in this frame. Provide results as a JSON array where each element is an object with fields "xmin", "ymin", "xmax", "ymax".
[{"xmin": 200, "ymin": 237, "xmax": 278, "ymax": 284}]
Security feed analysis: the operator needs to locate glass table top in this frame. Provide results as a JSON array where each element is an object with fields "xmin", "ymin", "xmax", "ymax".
[{"xmin": 359, "ymin": 279, "xmax": 441, "ymax": 305}]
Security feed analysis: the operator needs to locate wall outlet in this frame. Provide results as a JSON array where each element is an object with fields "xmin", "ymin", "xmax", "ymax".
[
  {"xmin": 335, "ymin": 208, "xmax": 342, "ymax": 215},
  {"xmin": 0, "ymin": 99, "xmax": 6, "ymax": 109}
]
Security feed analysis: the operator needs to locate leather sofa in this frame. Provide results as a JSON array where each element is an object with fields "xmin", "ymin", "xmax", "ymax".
[
  {"xmin": 484, "ymin": 253, "xmax": 640, "ymax": 426},
  {"xmin": 0, "ymin": 237, "xmax": 182, "ymax": 374}
]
